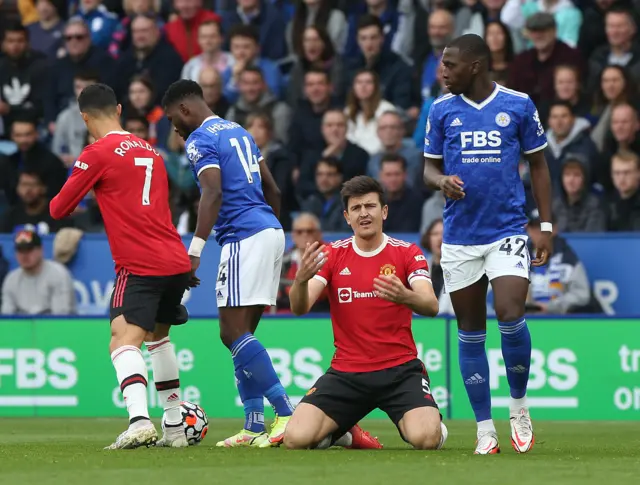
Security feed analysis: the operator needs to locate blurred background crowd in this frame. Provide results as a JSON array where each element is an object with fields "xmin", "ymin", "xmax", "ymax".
[{"xmin": 0, "ymin": 0, "xmax": 639, "ymax": 315}]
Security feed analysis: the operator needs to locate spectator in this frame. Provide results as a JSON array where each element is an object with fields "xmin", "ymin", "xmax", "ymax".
[
  {"xmin": 539, "ymin": 64, "xmax": 592, "ymax": 124},
  {"xmin": 600, "ymin": 103, "xmax": 640, "ymax": 189},
  {"xmin": 165, "ymin": 0, "xmax": 221, "ymax": 63},
  {"xmin": 164, "ymin": 130, "xmax": 197, "ymax": 207},
  {"xmin": 345, "ymin": 69, "xmax": 396, "ymax": 155},
  {"xmin": 26, "ymin": 0, "xmax": 64, "ymax": 60},
  {"xmin": 526, "ymin": 212, "xmax": 592, "ymax": 314},
  {"xmin": 287, "ymin": 0, "xmax": 348, "ymax": 57},
  {"xmin": 457, "ymin": 0, "xmax": 509, "ymax": 39},
  {"xmin": 419, "ymin": 9, "xmax": 454, "ymax": 101},
  {"xmin": 181, "ymin": 20, "xmax": 232, "ymax": 81},
  {"xmin": 0, "ymin": 22, "xmax": 48, "ymax": 138},
  {"xmin": 221, "ymin": 0, "xmax": 287, "ymax": 61},
  {"xmin": 1, "ymin": 229, "xmax": 76, "ymax": 315},
  {"xmin": 247, "ymin": 112, "xmax": 297, "ymax": 230},
  {"xmin": 221, "ymin": 24, "xmax": 283, "ymax": 103},
  {"xmin": 1, "ymin": 171, "xmax": 73, "ymax": 234},
  {"xmin": 420, "ymin": 190, "xmax": 445, "ymax": 235},
  {"xmin": 288, "ymin": 69, "xmax": 337, "ymax": 171},
  {"xmin": 108, "ymin": 0, "xmax": 163, "ymax": 59},
  {"xmin": 501, "ymin": 0, "xmax": 583, "ymax": 48},
  {"xmin": 485, "ymin": 20, "xmax": 515, "ymax": 82},
  {"xmin": 508, "ymin": 13, "xmax": 585, "ymax": 105},
  {"xmin": 123, "ymin": 113, "xmax": 150, "ymax": 140},
  {"xmin": 226, "ymin": 66, "xmax": 292, "ymax": 142},
  {"xmin": 591, "ymin": 65, "xmax": 638, "ymax": 151},
  {"xmin": 51, "ymin": 69, "xmax": 98, "ymax": 168},
  {"xmin": 0, "ymin": 116, "xmax": 67, "ymax": 206},
  {"xmin": 296, "ymin": 108, "xmax": 369, "ymax": 199},
  {"xmin": 286, "ymin": 26, "xmax": 345, "ymax": 107},
  {"xmin": 420, "ymin": 218, "xmax": 444, "ymax": 300},
  {"xmin": 301, "ymin": 157, "xmax": 350, "ymax": 231},
  {"xmin": 345, "ymin": 14, "xmax": 414, "ymax": 111},
  {"xmin": 378, "ymin": 153, "xmax": 423, "ymax": 232},
  {"xmin": 552, "ymin": 156, "xmax": 607, "ymax": 233},
  {"xmin": 545, "ymin": 100, "xmax": 599, "ymax": 189},
  {"xmin": 122, "ymin": 74, "xmax": 171, "ymax": 148},
  {"xmin": 587, "ymin": 8, "xmax": 640, "ymax": 93},
  {"xmin": 607, "ymin": 149, "xmax": 640, "ymax": 231},
  {"xmin": 199, "ymin": 66, "xmax": 231, "ymax": 117},
  {"xmin": 117, "ymin": 14, "xmax": 184, "ymax": 105},
  {"xmin": 46, "ymin": 17, "xmax": 116, "ymax": 127},
  {"xmin": 344, "ymin": 0, "xmax": 411, "ymax": 61},
  {"xmin": 367, "ymin": 110, "xmax": 423, "ymax": 189},
  {"xmin": 0, "ymin": 246, "xmax": 8, "ymax": 308},
  {"xmin": 78, "ymin": 0, "xmax": 119, "ymax": 49},
  {"xmin": 277, "ymin": 212, "xmax": 330, "ymax": 312},
  {"xmin": 412, "ymin": 62, "xmax": 448, "ymax": 148}
]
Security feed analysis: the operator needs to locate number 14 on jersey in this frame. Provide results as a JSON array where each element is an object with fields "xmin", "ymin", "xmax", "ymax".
[{"xmin": 230, "ymin": 136, "xmax": 260, "ymax": 183}]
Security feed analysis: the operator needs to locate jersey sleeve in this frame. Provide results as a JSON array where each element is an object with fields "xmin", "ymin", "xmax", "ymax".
[
  {"xmin": 50, "ymin": 145, "xmax": 105, "ymax": 220},
  {"xmin": 423, "ymin": 101, "xmax": 444, "ymax": 159},
  {"xmin": 313, "ymin": 246, "xmax": 334, "ymax": 287},
  {"xmin": 520, "ymin": 98, "xmax": 548, "ymax": 155},
  {"xmin": 405, "ymin": 244, "xmax": 431, "ymax": 286},
  {"xmin": 186, "ymin": 132, "xmax": 220, "ymax": 177}
]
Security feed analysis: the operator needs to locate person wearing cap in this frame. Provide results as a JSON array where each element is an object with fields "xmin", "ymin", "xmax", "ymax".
[
  {"xmin": 0, "ymin": 229, "xmax": 76, "ymax": 315},
  {"xmin": 507, "ymin": 12, "xmax": 585, "ymax": 105},
  {"xmin": 501, "ymin": 0, "xmax": 582, "ymax": 48}
]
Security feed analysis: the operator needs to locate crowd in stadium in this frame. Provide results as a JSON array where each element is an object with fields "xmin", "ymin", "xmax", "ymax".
[{"xmin": 0, "ymin": 0, "xmax": 639, "ymax": 315}]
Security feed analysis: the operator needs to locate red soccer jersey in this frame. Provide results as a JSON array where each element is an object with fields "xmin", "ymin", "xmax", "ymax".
[
  {"xmin": 50, "ymin": 131, "xmax": 191, "ymax": 276},
  {"xmin": 314, "ymin": 234, "xmax": 431, "ymax": 372}
]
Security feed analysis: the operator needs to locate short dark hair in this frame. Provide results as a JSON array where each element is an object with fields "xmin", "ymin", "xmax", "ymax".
[
  {"xmin": 240, "ymin": 65, "xmax": 264, "ymax": 80},
  {"xmin": 357, "ymin": 14, "xmax": 383, "ymax": 33},
  {"xmin": 341, "ymin": 175, "xmax": 386, "ymax": 210},
  {"xmin": 10, "ymin": 112, "xmax": 38, "ymax": 129},
  {"xmin": 305, "ymin": 67, "xmax": 331, "ymax": 83},
  {"xmin": 549, "ymin": 99, "xmax": 575, "ymax": 115},
  {"xmin": 316, "ymin": 156, "xmax": 343, "ymax": 175},
  {"xmin": 380, "ymin": 153, "xmax": 407, "ymax": 171},
  {"xmin": 74, "ymin": 69, "xmax": 100, "ymax": 83},
  {"xmin": 78, "ymin": 83, "xmax": 118, "ymax": 115},
  {"xmin": 447, "ymin": 33, "xmax": 491, "ymax": 65},
  {"xmin": 124, "ymin": 114, "xmax": 150, "ymax": 129},
  {"xmin": 18, "ymin": 170, "xmax": 44, "ymax": 184},
  {"xmin": 3, "ymin": 21, "xmax": 28, "ymax": 40},
  {"xmin": 162, "ymin": 79, "xmax": 204, "ymax": 109},
  {"xmin": 228, "ymin": 24, "xmax": 259, "ymax": 43}
]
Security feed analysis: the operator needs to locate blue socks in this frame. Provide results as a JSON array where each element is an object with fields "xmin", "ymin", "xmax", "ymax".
[
  {"xmin": 458, "ymin": 329, "xmax": 492, "ymax": 422},
  {"xmin": 231, "ymin": 333, "xmax": 294, "ymax": 425},
  {"xmin": 235, "ymin": 370, "xmax": 265, "ymax": 433},
  {"xmin": 498, "ymin": 318, "xmax": 532, "ymax": 400}
]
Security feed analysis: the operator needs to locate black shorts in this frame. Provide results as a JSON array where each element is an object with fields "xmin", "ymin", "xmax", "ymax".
[
  {"xmin": 110, "ymin": 270, "xmax": 190, "ymax": 332},
  {"xmin": 300, "ymin": 359, "xmax": 439, "ymax": 438}
]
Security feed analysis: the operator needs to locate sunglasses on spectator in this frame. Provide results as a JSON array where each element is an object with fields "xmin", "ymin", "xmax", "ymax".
[{"xmin": 65, "ymin": 34, "xmax": 88, "ymax": 41}]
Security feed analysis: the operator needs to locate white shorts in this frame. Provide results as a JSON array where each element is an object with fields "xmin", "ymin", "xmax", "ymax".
[
  {"xmin": 440, "ymin": 235, "xmax": 530, "ymax": 293},
  {"xmin": 215, "ymin": 228, "xmax": 285, "ymax": 307}
]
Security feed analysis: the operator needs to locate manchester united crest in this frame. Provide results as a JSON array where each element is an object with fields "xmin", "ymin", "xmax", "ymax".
[{"xmin": 380, "ymin": 264, "xmax": 396, "ymax": 276}]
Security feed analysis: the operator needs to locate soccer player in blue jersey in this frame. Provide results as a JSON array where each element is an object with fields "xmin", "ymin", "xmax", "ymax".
[
  {"xmin": 162, "ymin": 80, "xmax": 294, "ymax": 448},
  {"xmin": 423, "ymin": 34, "xmax": 553, "ymax": 455}
]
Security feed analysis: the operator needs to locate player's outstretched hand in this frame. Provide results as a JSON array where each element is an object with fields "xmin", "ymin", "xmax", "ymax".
[
  {"xmin": 296, "ymin": 241, "xmax": 328, "ymax": 283},
  {"xmin": 373, "ymin": 274, "xmax": 408, "ymax": 304},
  {"xmin": 438, "ymin": 175, "xmax": 465, "ymax": 200},
  {"xmin": 188, "ymin": 255, "xmax": 201, "ymax": 288},
  {"xmin": 532, "ymin": 232, "xmax": 553, "ymax": 267}
]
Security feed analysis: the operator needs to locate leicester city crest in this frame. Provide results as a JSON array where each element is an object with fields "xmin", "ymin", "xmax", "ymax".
[
  {"xmin": 186, "ymin": 141, "xmax": 202, "ymax": 163},
  {"xmin": 495, "ymin": 112, "xmax": 511, "ymax": 127}
]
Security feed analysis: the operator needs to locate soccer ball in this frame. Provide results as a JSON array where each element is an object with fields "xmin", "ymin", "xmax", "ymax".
[{"xmin": 162, "ymin": 401, "xmax": 209, "ymax": 445}]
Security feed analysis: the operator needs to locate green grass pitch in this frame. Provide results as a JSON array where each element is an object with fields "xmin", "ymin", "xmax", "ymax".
[{"xmin": 1, "ymin": 418, "xmax": 639, "ymax": 484}]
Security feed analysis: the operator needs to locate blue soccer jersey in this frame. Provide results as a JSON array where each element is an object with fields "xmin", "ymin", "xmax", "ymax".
[
  {"xmin": 424, "ymin": 84, "xmax": 548, "ymax": 245},
  {"xmin": 186, "ymin": 115, "xmax": 281, "ymax": 245}
]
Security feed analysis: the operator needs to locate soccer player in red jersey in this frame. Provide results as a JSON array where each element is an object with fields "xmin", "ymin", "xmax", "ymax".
[
  {"xmin": 285, "ymin": 176, "xmax": 448, "ymax": 451},
  {"xmin": 50, "ymin": 84, "xmax": 193, "ymax": 450}
]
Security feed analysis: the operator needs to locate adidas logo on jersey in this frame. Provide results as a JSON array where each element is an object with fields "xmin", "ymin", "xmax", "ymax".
[
  {"xmin": 339, "ymin": 267, "xmax": 351, "ymax": 276},
  {"xmin": 464, "ymin": 373, "xmax": 486, "ymax": 385},
  {"xmin": 515, "ymin": 261, "xmax": 525, "ymax": 270},
  {"xmin": 450, "ymin": 117, "xmax": 463, "ymax": 127}
]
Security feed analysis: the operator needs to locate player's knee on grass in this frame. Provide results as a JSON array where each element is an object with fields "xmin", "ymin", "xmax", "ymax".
[
  {"xmin": 109, "ymin": 315, "xmax": 147, "ymax": 353},
  {"xmin": 399, "ymin": 408, "xmax": 442, "ymax": 450},
  {"xmin": 284, "ymin": 403, "xmax": 338, "ymax": 450}
]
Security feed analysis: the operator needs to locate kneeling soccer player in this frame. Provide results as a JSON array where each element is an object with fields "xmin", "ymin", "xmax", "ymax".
[{"xmin": 285, "ymin": 176, "xmax": 448, "ymax": 450}]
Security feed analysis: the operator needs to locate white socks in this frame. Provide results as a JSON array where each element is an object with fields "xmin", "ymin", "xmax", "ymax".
[
  {"xmin": 146, "ymin": 337, "xmax": 182, "ymax": 425},
  {"xmin": 111, "ymin": 345, "xmax": 150, "ymax": 424},
  {"xmin": 510, "ymin": 396, "xmax": 528, "ymax": 415},
  {"xmin": 477, "ymin": 419, "xmax": 497, "ymax": 436},
  {"xmin": 315, "ymin": 432, "xmax": 352, "ymax": 449}
]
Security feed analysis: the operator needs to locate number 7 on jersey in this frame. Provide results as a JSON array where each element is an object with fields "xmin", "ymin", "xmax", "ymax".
[{"xmin": 134, "ymin": 157, "xmax": 154, "ymax": 205}]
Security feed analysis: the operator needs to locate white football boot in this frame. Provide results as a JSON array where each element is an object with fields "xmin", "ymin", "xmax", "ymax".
[
  {"xmin": 474, "ymin": 431, "xmax": 500, "ymax": 455},
  {"xmin": 510, "ymin": 408, "xmax": 535, "ymax": 453},
  {"xmin": 156, "ymin": 424, "xmax": 189, "ymax": 448},
  {"xmin": 104, "ymin": 421, "xmax": 158, "ymax": 450}
]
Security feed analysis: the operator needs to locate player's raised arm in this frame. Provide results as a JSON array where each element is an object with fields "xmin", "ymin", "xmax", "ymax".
[
  {"xmin": 259, "ymin": 158, "xmax": 282, "ymax": 219},
  {"xmin": 289, "ymin": 241, "xmax": 329, "ymax": 315},
  {"xmin": 50, "ymin": 147, "xmax": 103, "ymax": 219}
]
